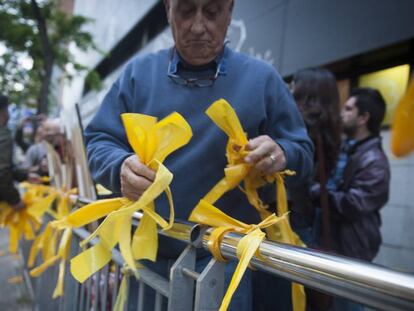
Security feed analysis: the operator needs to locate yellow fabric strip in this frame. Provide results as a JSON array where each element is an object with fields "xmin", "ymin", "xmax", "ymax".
[
  {"xmin": 70, "ymin": 161, "xmax": 173, "ymax": 281},
  {"xmin": 52, "ymin": 197, "xmax": 129, "ymax": 229},
  {"xmin": 25, "ymin": 184, "xmax": 77, "ymax": 298},
  {"xmin": 71, "ymin": 242, "xmax": 113, "ymax": 283},
  {"xmin": 190, "ymin": 200, "xmax": 285, "ymax": 311},
  {"xmin": 113, "ymin": 274, "xmax": 128, "ymax": 311},
  {"xmin": 69, "ymin": 112, "xmax": 192, "ymax": 283},
  {"xmin": 199, "ymin": 99, "xmax": 306, "ymax": 311},
  {"xmin": 391, "ymin": 77, "xmax": 414, "ymax": 157}
]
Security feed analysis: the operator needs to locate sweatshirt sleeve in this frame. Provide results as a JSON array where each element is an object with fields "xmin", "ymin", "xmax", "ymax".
[
  {"xmin": 265, "ymin": 71, "xmax": 314, "ymax": 186},
  {"xmin": 84, "ymin": 82, "xmax": 134, "ymax": 193}
]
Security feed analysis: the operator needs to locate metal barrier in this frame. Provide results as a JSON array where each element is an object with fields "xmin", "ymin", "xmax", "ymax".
[{"xmin": 20, "ymin": 210, "xmax": 414, "ymax": 311}]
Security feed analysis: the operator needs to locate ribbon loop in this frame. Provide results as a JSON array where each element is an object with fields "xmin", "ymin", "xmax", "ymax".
[{"xmin": 69, "ymin": 112, "xmax": 192, "ymax": 283}]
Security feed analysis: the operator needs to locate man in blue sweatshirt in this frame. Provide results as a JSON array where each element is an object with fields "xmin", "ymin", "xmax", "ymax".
[{"xmin": 85, "ymin": 0, "xmax": 313, "ymax": 309}]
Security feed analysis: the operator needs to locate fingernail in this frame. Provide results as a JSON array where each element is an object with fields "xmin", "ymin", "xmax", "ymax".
[{"xmin": 245, "ymin": 156, "xmax": 251, "ymax": 163}]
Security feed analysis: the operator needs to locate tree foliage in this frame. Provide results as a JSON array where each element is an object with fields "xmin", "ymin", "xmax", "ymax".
[{"xmin": 0, "ymin": 0, "xmax": 101, "ymax": 114}]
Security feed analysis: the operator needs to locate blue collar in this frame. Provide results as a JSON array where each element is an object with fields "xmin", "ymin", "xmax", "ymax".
[{"xmin": 168, "ymin": 45, "xmax": 228, "ymax": 76}]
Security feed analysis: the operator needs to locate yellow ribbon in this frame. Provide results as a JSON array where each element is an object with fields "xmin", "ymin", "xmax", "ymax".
[
  {"xmin": 65, "ymin": 112, "xmax": 192, "ymax": 283},
  {"xmin": 190, "ymin": 200, "xmax": 285, "ymax": 311},
  {"xmin": 391, "ymin": 77, "xmax": 414, "ymax": 157},
  {"xmin": 199, "ymin": 99, "xmax": 306, "ymax": 311},
  {"xmin": 27, "ymin": 186, "xmax": 77, "ymax": 298},
  {"xmin": 0, "ymin": 183, "xmax": 55, "ymax": 254}
]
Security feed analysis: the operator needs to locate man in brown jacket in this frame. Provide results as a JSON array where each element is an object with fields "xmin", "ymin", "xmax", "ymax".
[{"xmin": 311, "ymin": 87, "xmax": 390, "ymax": 311}]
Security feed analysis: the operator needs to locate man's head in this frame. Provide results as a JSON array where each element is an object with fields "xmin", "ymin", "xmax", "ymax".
[
  {"xmin": 0, "ymin": 93, "xmax": 10, "ymax": 127},
  {"xmin": 164, "ymin": 0, "xmax": 234, "ymax": 66},
  {"xmin": 43, "ymin": 118, "xmax": 64, "ymax": 147},
  {"xmin": 342, "ymin": 87, "xmax": 386, "ymax": 139}
]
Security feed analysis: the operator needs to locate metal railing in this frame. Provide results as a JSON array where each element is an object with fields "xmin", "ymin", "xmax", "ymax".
[{"xmin": 20, "ymin": 209, "xmax": 414, "ymax": 311}]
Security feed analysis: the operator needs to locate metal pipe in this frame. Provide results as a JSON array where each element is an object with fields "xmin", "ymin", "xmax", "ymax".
[
  {"xmin": 72, "ymin": 202, "xmax": 414, "ymax": 310},
  {"xmin": 202, "ymin": 230, "xmax": 414, "ymax": 311},
  {"xmin": 75, "ymin": 199, "xmax": 202, "ymax": 245},
  {"xmin": 132, "ymin": 211, "xmax": 202, "ymax": 245}
]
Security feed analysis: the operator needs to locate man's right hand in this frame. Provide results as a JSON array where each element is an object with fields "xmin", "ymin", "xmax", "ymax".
[
  {"xmin": 11, "ymin": 200, "xmax": 25, "ymax": 211},
  {"xmin": 120, "ymin": 155, "xmax": 156, "ymax": 201}
]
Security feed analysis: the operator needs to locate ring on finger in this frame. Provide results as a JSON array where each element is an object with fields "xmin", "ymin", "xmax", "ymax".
[{"xmin": 269, "ymin": 154, "xmax": 277, "ymax": 163}]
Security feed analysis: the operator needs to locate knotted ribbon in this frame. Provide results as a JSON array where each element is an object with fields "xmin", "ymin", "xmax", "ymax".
[
  {"xmin": 57, "ymin": 112, "xmax": 192, "ymax": 284},
  {"xmin": 198, "ymin": 98, "xmax": 306, "ymax": 311},
  {"xmin": 190, "ymin": 200, "xmax": 286, "ymax": 311},
  {"xmin": 0, "ymin": 182, "xmax": 56, "ymax": 254},
  {"xmin": 27, "ymin": 186, "xmax": 77, "ymax": 298}
]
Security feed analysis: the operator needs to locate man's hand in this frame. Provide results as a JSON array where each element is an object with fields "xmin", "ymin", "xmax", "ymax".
[
  {"xmin": 11, "ymin": 200, "xmax": 25, "ymax": 211},
  {"xmin": 120, "ymin": 155, "xmax": 156, "ymax": 201},
  {"xmin": 244, "ymin": 135, "xmax": 287, "ymax": 175}
]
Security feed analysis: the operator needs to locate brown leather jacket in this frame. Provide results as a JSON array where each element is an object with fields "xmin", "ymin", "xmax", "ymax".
[{"xmin": 312, "ymin": 136, "xmax": 390, "ymax": 261}]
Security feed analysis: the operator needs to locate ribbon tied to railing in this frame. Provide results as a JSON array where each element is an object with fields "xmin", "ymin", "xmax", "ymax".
[
  {"xmin": 53, "ymin": 112, "xmax": 192, "ymax": 284},
  {"xmin": 198, "ymin": 98, "xmax": 306, "ymax": 311},
  {"xmin": 27, "ymin": 186, "xmax": 77, "ymax": 298},
  {"xmin": 190, "ymin": 200, "xmax": 286, "ymax": 311},
  {"xmin": 0, "ymin": 182, "xmax": 57, "ymax": 254}
]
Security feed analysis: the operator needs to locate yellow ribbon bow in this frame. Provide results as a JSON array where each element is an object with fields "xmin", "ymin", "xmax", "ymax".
[
  {"xmin": 65, "ymin": 112, "xmax": 192, "ymax": 284},
  {"xmin": 0, "ymin": 183, "xmax": 57, "ymax": 254},
  {"xmin": 190, "ymin": 200, "xmax": 286, "ymax": 311},
  {"xmin": 391, "ymin": 77, "xmax": 414, "ymax": 157},
  {"xmin": 199, "ymin": 98, "xmax": 306, "ymax": 311},
  {"xmin": 27, "ymin": 186, "xmax": 77, "ymax": 298}
]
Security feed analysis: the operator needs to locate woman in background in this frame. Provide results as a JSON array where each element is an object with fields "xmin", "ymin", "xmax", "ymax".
[
  {"xmin": 289, "ymin": 68, "xmax": 342, "ymax": 248},
  {"xmin": 253, "ymin": 68, "xmax": 342, "ymax": 311}
]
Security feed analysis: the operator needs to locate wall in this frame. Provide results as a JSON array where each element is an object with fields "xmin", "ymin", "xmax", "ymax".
[{"xmin": 374, "ymin": 132, "xmax": 414, "ymax": 272}]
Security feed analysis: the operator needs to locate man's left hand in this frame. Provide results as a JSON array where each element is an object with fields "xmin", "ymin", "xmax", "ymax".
[{"xmin": 244, "ymin": 135, "xmax": 287, "ymax": 175}]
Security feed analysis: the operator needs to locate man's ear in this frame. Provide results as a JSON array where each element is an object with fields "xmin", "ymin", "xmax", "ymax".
[{"xmin": 359, "ymin": 112, "xmax": 370, "ymax": 127}]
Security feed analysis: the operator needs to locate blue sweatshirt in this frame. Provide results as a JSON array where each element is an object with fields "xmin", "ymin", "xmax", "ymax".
[{"xmin": 84, "ymin": 46, "xmax": 313, "ymax": 226}]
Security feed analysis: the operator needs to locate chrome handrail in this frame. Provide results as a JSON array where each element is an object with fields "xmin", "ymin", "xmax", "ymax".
[{"xmin": 72, "ymin": 203, "xmax": 414, "ymax": 310}]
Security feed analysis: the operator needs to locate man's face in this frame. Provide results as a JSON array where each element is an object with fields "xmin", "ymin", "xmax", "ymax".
[
  {"xmin": 43, "ymin": 120, "xmax": 64, "ymax": 147},
  {"xmin": 341, "ymin": 96, "xmax": 360, "ymax": 137},
  {"xmin": 165, "ymin": 0, "xmax": 233, "ymax": 66}
]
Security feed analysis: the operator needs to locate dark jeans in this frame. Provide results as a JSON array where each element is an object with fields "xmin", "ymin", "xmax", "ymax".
[{"xmin": 252, "ymin": 270, "xmax": 292, "ymax": 311}]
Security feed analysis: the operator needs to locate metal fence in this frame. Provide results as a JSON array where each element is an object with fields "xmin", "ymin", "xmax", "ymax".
[{"xmin": 20, "ymin": 210, "xmax": 414, "ymax": 311}]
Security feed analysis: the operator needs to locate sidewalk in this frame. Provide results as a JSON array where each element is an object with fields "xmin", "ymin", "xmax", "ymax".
[{"xmin": 0, "ymin": 229, "xmax": 34, "ymax": 311}]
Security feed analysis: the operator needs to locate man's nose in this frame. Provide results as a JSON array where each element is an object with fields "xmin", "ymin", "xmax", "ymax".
[{"xmin": 190, "ymin": 11, "xmax": 206, "ymax": 34}]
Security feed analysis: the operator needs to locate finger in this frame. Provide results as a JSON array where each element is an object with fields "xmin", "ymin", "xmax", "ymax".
[
  {"xmin": 245, "ymin": 135, "xmax": 267, "ymax": 151},
  {"xmin": 245, "ymin": 142, "xmax": 274, "ymax": 164},
  {"xmin": 255, "ymin": 156, "xmax": 274, "ymax": 172},
  {"xmin": 121, "ymin": 171, "xmax": 153, "ymax": 201},
  {"xmin": 125, "ymin": 155, "xmax": 156, "ymax": 181},
  {"xmin": 255, "ymin": 152, "xmax": 285, "ymax": 174},
  {"xmin": 122, "ymin": 167, "xmax": 153, "ymax": 192}
]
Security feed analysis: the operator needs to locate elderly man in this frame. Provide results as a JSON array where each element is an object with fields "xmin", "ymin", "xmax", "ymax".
[{"xmin": 85, "ymin": 0, "xmax": 313, "ymax": 309}]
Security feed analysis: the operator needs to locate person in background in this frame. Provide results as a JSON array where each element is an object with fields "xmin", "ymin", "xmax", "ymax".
[
  {"xmin": 311, "ymin": 87, "xmax": 390, "ymax": 311},
  {"xmin": 22, "ymin": 118, "xmax": 48, "ymax": 176},
  {"xmin": 253, "ymin": 68, "xmax": 342, "ymax": 311},
  {"xmin": 0, "ymin": 93, "xmax": 26, "ymax": 210},
  {"xmin": 289, "ymin": 68, "xmax": 342, "ymax": 247},
  {"xmin": 84, "ymin": 0, "xmax": 314, "ymax": 310}
]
